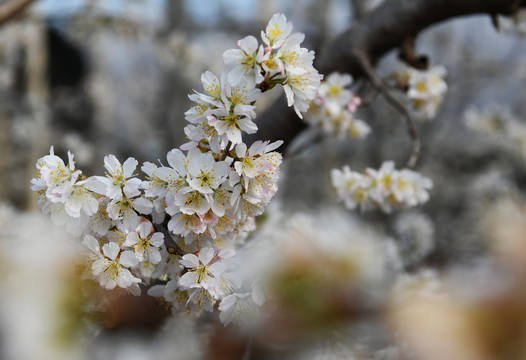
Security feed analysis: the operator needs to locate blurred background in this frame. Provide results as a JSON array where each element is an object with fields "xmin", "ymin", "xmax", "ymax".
[{"xmin": 3, "ymin": 0, "xmax": 526, "ymax": 359}]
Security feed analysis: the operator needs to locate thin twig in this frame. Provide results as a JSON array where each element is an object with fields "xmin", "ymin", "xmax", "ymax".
[
  {"xmin": 399, "ymin": 36, "xmax": 429, "ymax": 70},
  {"xmin": 220, "ymin": 141, "xmax": 232, "ymax": 161},
  {"xmin": 359, "ymin": 85, "xmax": 380, "ymax": 106},
  {"xmin": 0, "ymin": 0, "xmax": 34, "ymax": 27},
  {"xmin": 141, "ymin": 213, "xmax": 187, "ymax": 256},
  {"xmin": 354, "ymin": 51, "xmax": 421, "ymax": 169},
  {"xmin": 285, "ymin": 127, "xmax": 324, "ymax": 158},
  {"xmin": 157, "ymin": 221, "xmax": 187, "ymax": 256}
]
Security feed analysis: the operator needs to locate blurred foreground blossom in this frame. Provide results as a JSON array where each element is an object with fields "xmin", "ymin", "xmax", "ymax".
[
  {"xmin": 0, "ymin": 205, "xmax": 88, "ymax": 360},
  {"xmin": 389, "ymin": 197, "xmax": 526, "ymax": 360},
  {"xmin": 392, "ymin": 212, "xmax": 435, "ymax": 268},
  {"xmin": 236, "ymin": 205, "xmax": 390, "ymax": 341}
]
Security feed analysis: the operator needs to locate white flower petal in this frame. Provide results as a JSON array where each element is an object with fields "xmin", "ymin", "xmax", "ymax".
[
  {"xmin": 103, "ymin": 242, "xmax": 120, "ymax": 260},
  {"xmin": 180, "ymin": 254, "xmax": 200, "ymax": 268},
  {"xmin": 122, "ymin": 157, "xmax": 138, "ymax": 178},
  {"xmin": 120, "ymin": 250, "xmax": 140, "ymax": 268}
]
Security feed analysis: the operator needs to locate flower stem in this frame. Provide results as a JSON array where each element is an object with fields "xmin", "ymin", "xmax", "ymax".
[{"xmin": 220, "ymin": 141, "xmax": 232, "ymax": 161}]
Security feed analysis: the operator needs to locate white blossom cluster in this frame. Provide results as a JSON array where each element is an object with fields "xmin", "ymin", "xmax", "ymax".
[
  {"xmin": 464, "ymin": 105, "xmax": 526, "ymax": 158},
  {"xmin": 223, "ymin": 13, "xmax": 323, "ymax": 118},
  {"xmin": 396, "ymin": 65, "xmax": 448, "ymax": 121},
  {"xmin": 304, "ymin": 72, "xmax": 371, "ymax": 139},
  {"xmin": 30, "ymin": 13, "xmax": 320, "ymax": 327},
  {"xmin": 331, "ymin": 161, "xmax": 433, "ymax": 213}
]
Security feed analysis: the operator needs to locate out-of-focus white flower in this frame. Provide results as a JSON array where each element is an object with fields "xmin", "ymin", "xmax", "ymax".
[
  {"xmin": 148, "ymin": 279, "xmax": 188, "ymax": 314},
  {"xmin": 43, "ymin": 201, "xmax": 90, "ymax": 236},
  {"xmin": 464, "ymin": 105, "xmax": 513, "ymax": 135},
  {"xmin": 304, "ymin": 72, "xmax": 369, "ymax": 139},
  {"xmin": 331, "ymin": 161, "xmax": 433, "ymax": 212},
  {"xmin": 186, "ymin": 287, "xmax": 217, "ymax": 315},
  {"xmin": 402, "ymin": 65, "xmax": 447, "ymax": 121},
  {"xmin": 319, "ymin": 107, "xmax": 371, "ymax": 139},
  {"xmin": 219, "ymin": 291, "xmax": 259, "ymax": 326},
  {"xmin": 330, "ymin": 165, "xmax": 373, "ymax": 211},
  {"xmin": 391, "ymin": 269, "xmax": 443, "ymax": 303},
  {"xmin": 317, "ymin": 72, "xmax": 354, "ymax": 115},
  {"xmin": 238, "ymin": 206, "xmax": 389, "ymax": 334},
  {"xmin": 407, "ymin": 66, "xmax": 447, "ymax": 99},
  {"xmin": 394, "ymin": 212, "xmax": 435, "ymax": 267},
  {"xmin": 463, "ymin": 105, "xmax": 526, "ymax": 159},
  {"xmin": 215, "ymin": 270, "xmax": 242, "ymax": 299}
]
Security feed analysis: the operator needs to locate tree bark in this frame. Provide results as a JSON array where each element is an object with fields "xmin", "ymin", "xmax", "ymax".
[{"xmin": 0, "ymin": 0, "xmax": 34, "ymax": 27}]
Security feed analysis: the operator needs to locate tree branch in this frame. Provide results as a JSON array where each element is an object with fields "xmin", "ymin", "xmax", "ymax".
[
  {"xmin": 355, "ymin": 50, "xmax": 420, "ymax": 169},
  {"xmin": 249, "ymin": 0, "xmax": 526, "ymax": 152},
  {"xmin": 399, "ymin": 36, "xmax": 429, "ymax": 70},
  {"xmin": 0, "ymin": 0, "xmax": 35, "ymax": 27}
]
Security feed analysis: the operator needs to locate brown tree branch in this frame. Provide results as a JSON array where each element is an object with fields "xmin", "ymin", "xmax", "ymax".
[
  {"xmin": 355, "ymin": 50, "xmax": 421, "ymax": 169},
  {"xmin": 0, "ymin": 0, "xmax": 35, "ymax": 27},
  {"xmin": 359, "ymin": 84, "xmax": 380, "ymax": 106},
  {"xmin": 399, "ymin": 36, "xmax": 429, "ymax": 70},
  {"xmin": 248, "ymin": 0, "xmax": 526, "ymax": 152}
]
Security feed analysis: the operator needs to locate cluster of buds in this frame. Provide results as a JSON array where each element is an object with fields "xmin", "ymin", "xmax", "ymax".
[
  {"xmin": 394, "ymin": 65, "xmax": 448, "ymax": 121},
  {"xmin": 331, "ymin": 161, "xmax": 433, "ymax": 213},
  {"xmin": 31, "ymin": 13, "xmax": 320, "ymax": 326},
  {"xmin": 304, "ymin": 72, "xmax": 370, "ymax": 139}
]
